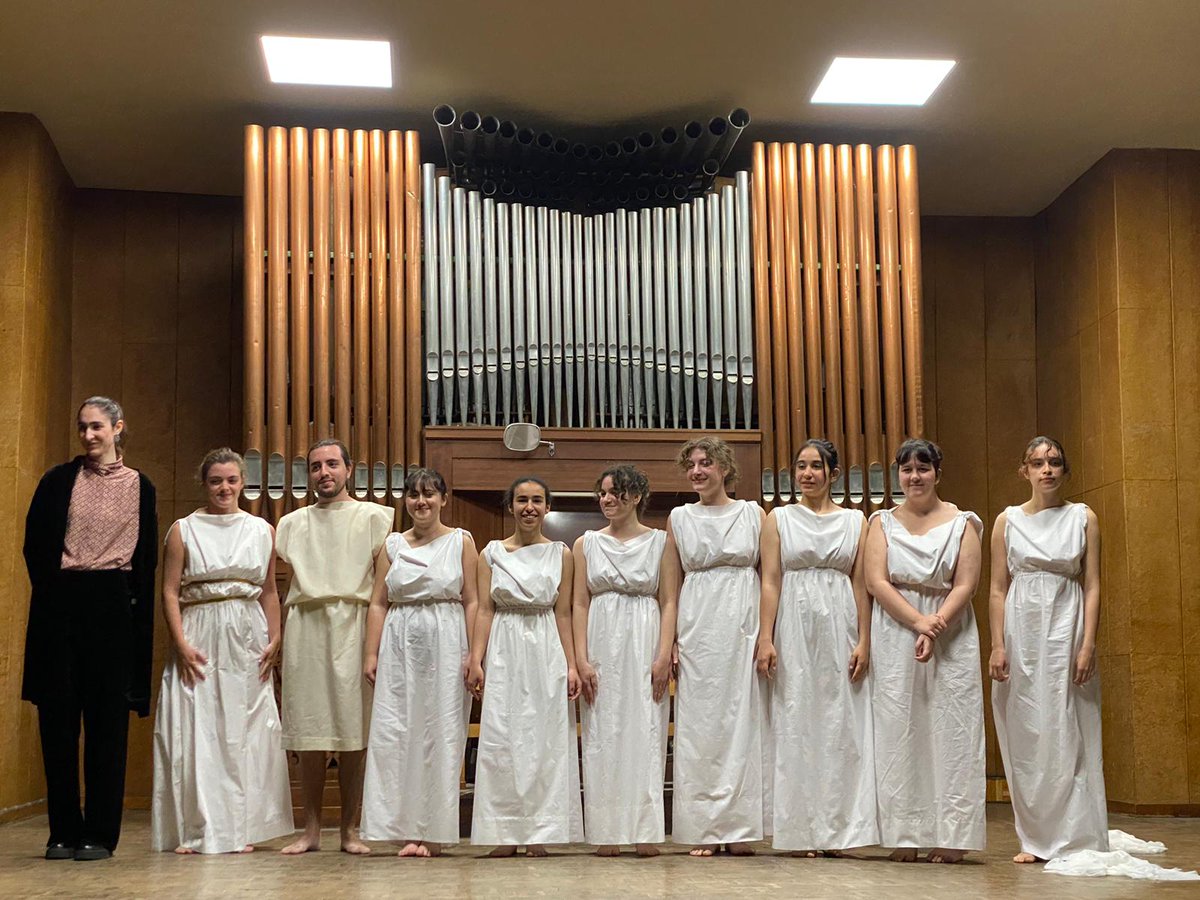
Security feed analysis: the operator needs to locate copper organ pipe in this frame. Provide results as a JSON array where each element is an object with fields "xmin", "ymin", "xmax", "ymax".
[
  {"xmin": 333, "ymin": 129, "xmax": 352, "ymax": 447},
  {"xmin": 369, "ymin": 130, "xmax": 389, "ymax": 502},
  {"xmin": 387, "ymin": 131, "xmax": 407, "ymax": 507},
  {"xmin": 242, "ymin": 125, "xmax": 265, "ymax": 515},
  {"xmin": 876, "ymin": 144, "xmax": 905, "ymax": 501},
  {"xmin": 854, "ymin": 144, "xmax": 884, "ymax": 511},
  {"xmin": 289, "ymin": 127, "xmax": 311, "ymax": 507},
  {"xmin": 403, "ymin": 131, "xmax": 422, "ymax": 472},
  {"xmin": 352, "ymin": 129, "xmax": 371, "ymax": 496},
  {"xmin": 835, "ymin": 145, "xmax": 863, "ymax": 507},
  {"xmin": 782, "ymin": 143, "xmax": 805, "ymax": 474},
  {"xmin": 750, "ymin": 142, "xmax": 775, "ymax": 503},
  {"xmin": 798, "ymin": 144, "xmax": 823, "ymax": 438},
  {"xmin": 897, "ymin": 145, "xmax": 925, "ymax": 438},
  {"xmin": 816, "ymin": 144, "xmax": 843, "ymax": 466},
  {"xmin": 266, "ymin": 126, "xmax": 288, "ymax": 522},
  {"xmin": 766, "ymin": 143, "xmax": 790, "ymax": 505},
  {"xmin": 312, "ymin": 129, "xmax": 331, "ymax": 442}
]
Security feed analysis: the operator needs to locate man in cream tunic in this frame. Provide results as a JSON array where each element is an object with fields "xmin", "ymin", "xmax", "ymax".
[{"xmin": 276, "ymin": 439, "xmax": 393, "ymax": 855}]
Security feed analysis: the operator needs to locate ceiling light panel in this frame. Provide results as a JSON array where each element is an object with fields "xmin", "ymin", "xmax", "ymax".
[
  {"xmin": 261, "ymin": 36, "xmax": 392, "ymax": 88},
  {"xmin": 811, "ymin": 57, "xmax": 955, "ymax": 106}
]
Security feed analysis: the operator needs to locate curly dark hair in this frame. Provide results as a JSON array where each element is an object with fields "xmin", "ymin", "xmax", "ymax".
[{"xmin": 594, "ymin": 464, "xmax": 651, "ymax": 514}]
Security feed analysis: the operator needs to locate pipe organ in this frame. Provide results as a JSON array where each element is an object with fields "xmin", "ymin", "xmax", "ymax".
[{"xmin": 243, "ymin": 123, "xmax": 924, "ymax": 516}]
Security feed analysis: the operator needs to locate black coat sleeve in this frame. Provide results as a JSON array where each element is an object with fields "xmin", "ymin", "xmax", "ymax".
[{"xmin": 127, "ymin": 475, "xmax": 159, "ymax": 717}]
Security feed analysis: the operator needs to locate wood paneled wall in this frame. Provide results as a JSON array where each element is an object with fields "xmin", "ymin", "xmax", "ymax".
[
  {"xmin": 0, "ymin": 113, "xmax": 74, "ymax": 821},
  {"xmin": 70, "ymin": 189, "xmax": 242, "ymax": 806},
  {"xmin": 920, "ymin": 216, "xmax": 1039, "ymax": 786},
  {"xmin": 1035, "ymin": 149, "xmax": 1200, "ymax": 811}
]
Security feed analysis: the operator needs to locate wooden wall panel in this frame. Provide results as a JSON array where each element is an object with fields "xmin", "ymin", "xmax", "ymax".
[{"xmin": 0, "ymin": 114, "xmax": 74, "ymax": 820}]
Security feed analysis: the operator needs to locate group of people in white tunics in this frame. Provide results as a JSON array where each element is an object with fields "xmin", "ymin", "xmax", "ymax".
[{"xmin": 148, "ymin": 431, "xmax": 1108, "ymax": 867}]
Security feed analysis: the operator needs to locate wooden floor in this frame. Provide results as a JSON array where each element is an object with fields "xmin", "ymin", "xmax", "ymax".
[{"xmin": 1, "ymin": 806, "xmax": 1197, "ymax": 899}]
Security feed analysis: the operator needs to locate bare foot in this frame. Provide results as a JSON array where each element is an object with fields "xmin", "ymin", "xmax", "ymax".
[
  {"xmin": 889, "ymin": 848, "xmax": 918, "ymax": 863},
  {"xmin": 526, "ymin": 845, "xmax": 548, "ymax": 858},
  {"xmin": 635, "ymin": 844, "xmax": 660, "ymax": 858},
  {"xmin": 235, "ymin": 845, "xmax": 255, "ymax": 854},
  {"xmin": 596, "ymin": 845, "xmax": 620, "ymax": 857},
  {"xmin": 341, "ymin": 832, "xmax": 371, "ymax": 855},
  {"xmin": 928, "ymin": 848, "xmax": 966, "ymax": 864},
  {"xmin": 174, "ymin": 847, "xmax": 197, "ymax": 855},
  {"xmin": 1013, "ymin": 852, "xmax": 1042, "ymax": 864},
  {"xmin": 398, "ymin": 842, "xmax": 422, "ymax": 857},
  {"xmin": 689, "ymin": 845, "xmax": 716, "ymax": 857},
  {"xmin": 791, "ymin": 850, "xmax": 819, "ymax": 858},
  {"xmin": 488, "ymin": 846, "xmax": 518, "ymax": 858},
  {"xmin": 727, "ymin": 842, "xmax": 756, "ymax": 856},
  {"xmin": 422, "ymin": 842, "xmax": 442, "ymax": 858},
  {"xmin": 281, "ymin": 832, "xmax": 321, "ymax": 854}
]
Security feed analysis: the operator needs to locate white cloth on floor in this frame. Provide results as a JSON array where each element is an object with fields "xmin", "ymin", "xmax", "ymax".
[
  {"xmin": 361, "ymin": 529, "xmax": 472, "ymax": 844},
  {"xmin": 151, "ymin": 511, "xmax": 293, "ymax": 853},
  {"xmin": 276, "ymin": 500, "xmax": 393, "ymax": 751},
  {"xmin": 579, "ymin": 529, "xmax": 669, "ymax": 846},
  {"xmin": 670, "ymin": 499, "xmax": 769, "ymax": 845},
  {"xmin": 870, "ymin": 507, "xmax": 986, "ymax": 851},
  {"xmin": 770, "ymin": 504, "xmax": 877, "ymax": 851},
  {"xmin": 993, "ymin": 503, "xmax": 1108, "ymax": 859},
  {"xmin": 1046, "ymin": 850, "xmax": 1199, "ymax": 880},
  {"xmin": 1108, "ymin": 829, "xmax": 1165, "ymax": 854},
  {"xmin": 471, "ymin": 541, "xmax": 584, "ymax": 845}
]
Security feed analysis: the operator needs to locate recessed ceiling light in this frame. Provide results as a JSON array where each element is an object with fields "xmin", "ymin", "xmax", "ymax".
[
  {"xmin": 811, "ymin": 57, "xmax": 955, "ymax": 106},
  {"xmin": 261, "ymin": 35, "xmax": 392, "ymax": 88}
]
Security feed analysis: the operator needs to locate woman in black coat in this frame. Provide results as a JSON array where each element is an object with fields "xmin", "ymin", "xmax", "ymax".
[{"xmin": 22, "ymin": 397, "xmax": 157, "ymax": 861}]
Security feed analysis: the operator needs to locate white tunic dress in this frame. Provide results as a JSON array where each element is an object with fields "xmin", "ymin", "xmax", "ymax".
[
  {"xmin": 151, "ymin": 511, "xmax": 294, "ymax": 853},
  {"xmin": 580, "ymin": 529, "xmax": 669, "ymax": 845},
  {"xmin": 771, "ymin": 504, "xmax": 878, "ymax": 851},
  {"xmin": 670, "ymin": 500, "xmax": 768, "ymax": 845},
  {"xmin": 471, "ymin": 541, "xmax": 584, "ymax": 845},
  {"xmin": 993, "ymin": 504, "xmax": 1108, "ymax": 858},
  {"xmin": 361, "ymin": 529, "xmax": 473, "ymax": 844},
  {"xmin": 871, "ymin": 508, "xmax": 986, "ymax": 850}
]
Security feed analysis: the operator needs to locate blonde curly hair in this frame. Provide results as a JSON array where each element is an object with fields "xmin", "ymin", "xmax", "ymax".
[{"xmin": 676, "ymin": 436, "xmax": 739, "ymax": 488}]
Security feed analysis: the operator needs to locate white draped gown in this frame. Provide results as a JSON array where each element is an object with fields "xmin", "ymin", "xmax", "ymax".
[
  {"xmin": 361, "ymin": 529, "xmax": 473, "ymax": 844},
  {"xmin": 580, "ymin": 529, "xmax": 669, "ymax": 846},
  {"xmin": 471, "ymin": 541, "xmax": 585, "ymax": 845},
  {"xmin": 670, "ymin": 500, "xmax": 768, "ymax": 845},
  {"xmin": 151, "ymin": 511, "xmax": 294, "ymax": 853},
  {"xmin": 993, "ymin": 503, "xmax": 1108, "ymax": 859},
  {"xmin": 771, "ymin": 504, "xmax": 878, "ymax": 851},
  {"xmin": 871, "ymin": 508, "xmax": 986, "ymax": 851}
]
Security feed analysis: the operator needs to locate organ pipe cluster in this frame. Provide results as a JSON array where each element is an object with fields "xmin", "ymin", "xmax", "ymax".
[
  {"xmin": 242, "ymin": 125, "xmax": 424, "ymax": 521},
  {"xmin": 433, "ymin": 105, "xmax": 750, "ymax": 212},
  {"xmin": 750, "ymin": 142, "xmax": 925, "ymax": 512},
  {"xmin": 423, "ymin": 163, "xmax": 756, "ymax": 430}
]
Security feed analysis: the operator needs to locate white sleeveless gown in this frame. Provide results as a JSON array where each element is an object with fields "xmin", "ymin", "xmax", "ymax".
[
  {"xmin": 771, "ymin": 504, "xmax": 878, "ymax": 850},
  {"xmin": 870, "ymin": 508, "xmax": 986, "ymax": 851},
  {"xmin": 151, "ymin": 511, "xmax": 293, "ymax": 853},
  {"xmin": 580, "ymin": 529, "xmax": 669, "ymax": 845},
  {"xmin": 993, "ymin": 503, "xmax": 1108, "ymax": 858},
  {"xmin": 471, "ymin": 541, "xmax": 584, "ymax": 845},
  {"xmin": 670, "ymin": 500, "xmax": 769, "ymax": 845},
  {"xmin": 361, "ymin": 529, "xmax": 473, "ymax": 843}
]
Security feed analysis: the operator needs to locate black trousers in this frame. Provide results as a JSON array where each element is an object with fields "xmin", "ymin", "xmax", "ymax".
[{"xmin": 35, "ymin": 572, "xmax": 133, "ymax": 851}]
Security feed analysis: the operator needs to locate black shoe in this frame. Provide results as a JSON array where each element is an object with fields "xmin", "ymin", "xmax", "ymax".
[
  {"xmin": 45, "ymin": 842, "xmax": 75, "ymax": 860},
  {"xmin": 74, "ymin": 842, "xmax": 112, "ymax": 861}
]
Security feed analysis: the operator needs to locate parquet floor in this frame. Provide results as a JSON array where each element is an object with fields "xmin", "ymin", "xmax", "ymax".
[{"xmin": 1, "ymin": 806, "xmax": 1197, "ymax": 899}]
